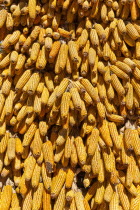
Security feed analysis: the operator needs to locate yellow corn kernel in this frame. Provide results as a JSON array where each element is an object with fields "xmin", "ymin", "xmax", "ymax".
[
  {"xmin": 130, "ymin": 0, "xmax": 139, "ymax": 21},
  {"xmin": 110, "ymin": 65, "xmax": 129, "ymax": 80},
  {"xmin": 0, "ymin": 93, "xmax": 5, "ymax": 116},
  {"xmin": 44, "ymin": 37, "xmax": 52, "ymax": 51},
  {"xmin": 135, "ymin": 38, "xmax": 140, "ymax": 59},
  {"xmin": 59, "ymin": 43, "xmax": 69, "ymax": 72},
  {"xmin": 82, "ymin": 40, "xmax": 90, "ymax": 58},
  {"xmin": 87, "ymin": 128, "xmax": 99, "ymax": 156},
  {"xmin": 15, "ymin": 70, "xmax": 32, "ymax": 91},
  {"xmin": 0, "ymin": 53, "xmax": 10, "ymax": 69},
  {"xmin": 0, "ymin": 105, "xmax": 6, "ymax": 125},
  {"xmin": 31, "ymin": 163, "xmax": 41, "ymax": 188},
  {"xmin": 97, "ymin": 76, "xmax": 106, "ymax": 100},
  {"xmin": 15, "ymin": 137, "xmax": 23, "ymax": 156},
  {"xmin": 10, "ymin": 51, "xmax": 18, "ymax": 65},
  {"xmin": 51, "ymin": 169, "xmax": 66, "ymax": 198},
  {"xmin": 109, "ymin": 191, "xmax": 119, "ymax": 210},
  {"xmin": 104, "ymin": 181, "xmax": 114, "ymax": 203},
  {"xmin": 80, "ymin": 78, "xmax": 100, "ymax": 102},
  {"xmin": 0, "ymin": 9, "xmax": 7, "ymax": 28},
  {"xmin": 102, "ymin": 147, "xmax": 116, "ymax": 172},
  {"xmin": 79, "ymin": 29, "xmax": 88, "ymax": 48},
  {"xmin": 54, "ymin": 144, "xmax": 64, "ymax": 163},
  {"xmin": 103, "ymin": 41, "xmax": 110, "ymax": 61},
  {"xmin": 131, "ymin": 129, "xmax": 140, "ymax": 156},
  {"xmin": 133, "ymin": 66, "xmax": 140, "ymax": 80},
  {"xmin": 4, "ymin": 89, "xmax": 14, "ymax": 116},
  {"xmin": 131, "ymin": 77, "xmax": 140, "ymax": 98},
  {"xmin": 39, "ymin": 121, "xmax": 48, "ymax": 137},
  {"xmin": 41, "ymin": 86, "xmax": 49, "ymax": 105},
  {"xmin": 36, "ymin": 77, "xmax": 44, "ymax": 95},
  {"xmin": 65, "ymin": 167, "xmax": 75, "ymax": 189},
  {"xmin": 74, "ymin": 136, "xmax": 87, "ymax": 165},
  {"xmin": 43, "ymin": 188, "xmax": 51, "ymax": 210},
  {"xmin": 0, "ymin": 185, "xmax": 12, "ymax": 209},
  {"xmin": 91, "ymin": 57, "xmax": 98, "ymax": 86},
  {"xmin": 95, "ymin": 182, "xmax": 105, "ymax": 204},
  {"xmin": 7, "ymin": 137, "xmax": 16, "ymax": 160},
  {"xmin": 30, "ymin": 42, "xmax": 40, "ymax": 63},
  {"xmin": 42, "ymin": 162, "xmax": 51, "ymax": 191},
  {"xmin": 70, "ymin": 198, "xmax": 77, "ymax": 210},
  {"xmin": 22, "ymin": 122, "xmax": 38, "ymax": 147},
  {"xmin": 98, "ymin": 120, "xmax": 113, "ymax": 147},
  {"xmin": 90, "ymin": 29, "xmax": 99, "ymax": 47},
  {"xmin": 36, "ymin": 46, "xmax": 48, "ymax": 70},
  {"xmin": 117, "ymin": 183, "xmax": 130, "ymax": 210},
  {"xmin": 49, "ymin": 41, "xmax": 61, "ymax": 61},
  {"xmin": 58, "ymin": 27, "xmax": 71, "ymax": 38},
  {"xmin": 91, "ymin": 145, "xmax": 101, "ymax": 175},
  {"xmin": 28, "ymin": 0, "xmax": 36, "ymax": 19},
  {"xmin": 8, "ymin": 30, "xmax": 21, "ymax": 45},
  {"xmin": 108, "ymin": 122, "xmax": 122, "ymax": 150},
  {"xmin": 42, "ymin": 141, "xmax": 54, "ymax": 173},
  {"xmin": 70, "ymin": 139, "xmax": 78, "ymax": 167},
  {"xmin": 88, "ymin": 47, "xmax": 96, "ymax": 66},
  {"xmin": 124, "ymin": 128, "xmax": 134, "ymax": 151},
  {"xmin": 101, "ymin": 3, "xmax": 107, "ymax": 22},
  {"xmin": 126, "ymin": 23, "xmax": 139, "ymax": 40},
  {"xmin": 55, "ymin": 78, "xmax": 69, "ymax": 98},
  {"xmin": 32, "ymin": 129, "xmax": 42, "ymax": 157},
  {"xmin": 18, "ymin": 33, "xmax": 26, "ymax": 45},
  {"xmin": 68, "ymin": 40, "xmax": 79, "ymax": 63},
  {"xmin": 0, "ymin": 132, "xmax": 9, "ymax": 154},
  {"xmin": 70, "ymin": 87, "xmax": 82, "ymax": 110},
  {"xmin": 53, "ymin": 187, "xmax": 65, "ymax": 210},
  {"xmin": 11, "ymin": 192, "xmax": 20, "ymax": 209},
  {"xmin": 64, "ymin": 136, "xmax": 72, "ymax": 160},
  {"xmin": 111, "ymin": 74, "xmax": 125, "ymax": 96},
  {"xmin": 0, "ymin": 120, "xmax": 6, "ymax": 136},
  {"xmin": 45, "ymin": 27, "xmax": 52, "ymax": 37},
  {"xmin": 44, "ymin": 72, "xmax": 54, "ymax": 93},
  {"xmin": 24, "ymin": 156, "xmax": 36, "ymax": 181},
  {"xmin": 15, "ymin": 54, "xmax": 26, "ymax": 73},
  {"xmin": 125, "ymin": 83, "xmax": 133, "ymax": 110},
  {"xmin": 126, "ymin": 156, "xmax": 134, "ymax": 187},
  {"xmin": 1, "ymin": 34, "xmax": 11, "ymax": 50},
  {"xmin": 60, "ymin": 92, "xmax": 71, "ymax": 120},
  {"xmin": 75, "ymin": 191, "xmax": 85, "ymax": 210},
  {"xmin": 117, "ymin": 19, "xmax": 126, "ymax": 35},
  {"xmin": 86, "ymin": 99, "xmax": 95, "ymax": 118},
  {"xmin": 0, "ymin": 153, "xmax": 4, "ymax": 173},
  {"xmin": 107, "ymin": 113, "xmax": 124, "ymax": 123},
  {"xmin": 16, "ymin": 105, "xmax": 28, "ymax": 122},
  {"xmin": 94, "ymin": 23, "xmax": 106, "ymax": 41},
  {"xmin": 22, "ymin": 189, "xmax": 32, "ymax": 210},
  {"xmin": 32, "ymin": 183, "xmax": 43, "ymax": 210},
  {"xmin": 33, "ymin": 93, "xmax": 41, "ymax": 114},
  {"xmin": 27, "ymin": 72, "xmax": 41, "ymax": 95},
  {"xmin": 1, "ymin": 76, "xmax": 12, "ymax": 96},
  {"xmin": 38, "ymin": 27, "xmax": 45, "ymax": 45},
  {"xmin": 22, "ymin": 36, "xmax": 32, "ymax": 52},
  {"xmin": 97, "ymin": 102, "xmax": 106, "ymax": 119},
  {"xmin": 130, "ymin": 185, "xmax": 140, "ymax": 209}
]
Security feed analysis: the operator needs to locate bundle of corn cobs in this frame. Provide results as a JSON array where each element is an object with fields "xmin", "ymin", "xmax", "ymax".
[{"xmin": 1, "ymin": 0, "xmax": 140, "ymax": 209}]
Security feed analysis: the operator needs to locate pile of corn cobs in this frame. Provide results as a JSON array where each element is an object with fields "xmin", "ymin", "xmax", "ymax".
[{"xmin": 0, "ymin": 0, "xmax": 140, "ymax": 209}]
